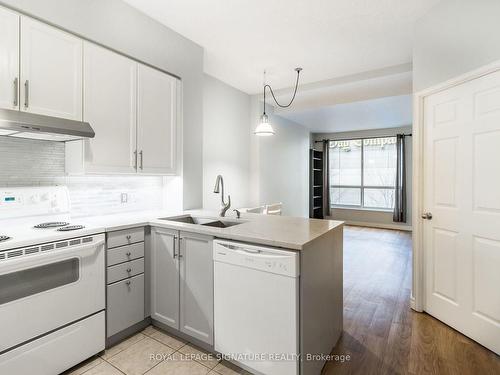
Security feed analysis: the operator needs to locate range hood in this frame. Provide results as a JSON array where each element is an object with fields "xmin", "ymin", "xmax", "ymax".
[{"xmin": 0, "ymin": 108, "xmax": 95, "ymax": 142}]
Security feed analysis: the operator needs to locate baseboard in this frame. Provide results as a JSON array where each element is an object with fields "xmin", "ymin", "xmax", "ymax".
[
  {"xmin": 151, "ymin": 319, "xmax": 214, "ymax": 353},
  {"xmin": 410, "ymin": 296, "xmax": 416, "ymax": 311},
  {"xmin": 106, "ymin": 318, "xmax": 151, "ymax": 348},
  {"xmin": 344, "ymin": 220, "xmax": 412, "ymax": 231}
]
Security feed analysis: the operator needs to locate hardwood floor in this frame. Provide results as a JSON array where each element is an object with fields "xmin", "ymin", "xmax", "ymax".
[{"xmin": 322, "ymin": 225, "xmax": 500, "ymax": 375}]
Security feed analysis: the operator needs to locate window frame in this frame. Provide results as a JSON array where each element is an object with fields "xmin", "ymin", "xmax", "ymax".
[{"xmin": 329, "ymin": 136, "xmax": 397, "ymax": 211}]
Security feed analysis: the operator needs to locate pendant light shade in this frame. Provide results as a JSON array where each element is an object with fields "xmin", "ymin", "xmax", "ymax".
[
  {"xmin": 255, "ymin": 68, "xmax": 302, "ymax": 137},
  {"xmin": 254, "ymin": 113, "xmax": 275, "ymax": 136}
]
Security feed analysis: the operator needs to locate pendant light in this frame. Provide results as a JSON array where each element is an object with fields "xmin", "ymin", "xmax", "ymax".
[{"xmin": 254, "ymin": 68, "xmax": 302, "ymax": 136}]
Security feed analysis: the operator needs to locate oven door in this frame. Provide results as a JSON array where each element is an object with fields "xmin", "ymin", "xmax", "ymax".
[{"xmin": 0, "ymin": 234, "xmax": 105, "ymax": 353}]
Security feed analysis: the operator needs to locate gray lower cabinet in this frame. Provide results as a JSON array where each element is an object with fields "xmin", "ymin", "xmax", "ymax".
[
  {"xmin": 151, "ymin": 227, "xmax": 179, "ymax": 329},
  {"xmin": 106, "ymin": 227, "xmax": 146, "ymax": 339},
  {"xmin": 179, "ymin": 231, "xmax": 214, "ymax": 344},
  {"xmin": 151, "ymin": 227, "xmax": 214, "ymax": 345},
  {"xmin": 107, "ymin": 274, "xmax": 145, "ymax": 337}
]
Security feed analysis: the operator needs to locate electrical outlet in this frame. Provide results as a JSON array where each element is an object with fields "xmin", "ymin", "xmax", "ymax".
[{"xmin": 121, "ymin": 193, "xmax": 128, "ymax": 204}]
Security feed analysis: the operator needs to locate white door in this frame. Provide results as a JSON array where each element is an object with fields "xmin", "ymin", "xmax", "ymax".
[
  {"xmin": 151, "ymin": 228, "xmax": 179, "ymax": 329},
  {"xmin": 0, "ymin": 6, "xmax": 19, "ymax": 111},
  {"xmin": 20, "ymin": 17, "xmax": 82, "ymax": 120},
  {"xmin": 83, "ymin": 42, "xmax": 137, "ymax": 174},
  {"xmin": 179, "ymin": 232, "xmax": 213, "ymax": 345},
  {"xmin": 137, "ymin": 64, "xmax": 178, "ymax": 175},
  {"xmin": 423, "ymin": 69, "xmax": 500, "ymax": 355}
]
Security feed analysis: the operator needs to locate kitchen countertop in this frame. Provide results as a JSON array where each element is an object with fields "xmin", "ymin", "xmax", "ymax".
[
  {"xmin": 0, "ymin": 209, "xmax": 343, "ymax": 251},
  {"xmin": 151, "ymin": 210, "xmax": 343, "ymax": 250}
]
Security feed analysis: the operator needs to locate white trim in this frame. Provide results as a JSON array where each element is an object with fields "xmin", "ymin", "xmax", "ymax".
[
  {"xmin": 341, "ymin": 220, "xmax": 412, "ymax": 232},
  {"xmin": 331, "ymin": 205, "xmax": 394, "ymax": 213},
  {"xmin": 411, "ymin": 59, "xmax": 500, "ymax": 313},
  {"xmin": 410, "ymin": 296, "xmax": 416, "ymax": 311}
]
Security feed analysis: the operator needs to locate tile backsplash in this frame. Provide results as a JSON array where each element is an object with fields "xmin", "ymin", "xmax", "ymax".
[
  {"xmin": 0, "ymin": 138, "xmax": 169, "ymax": 217},
  {"xmin": 0, "ymin": 137, "xmax": 65, "ymax": 182}
]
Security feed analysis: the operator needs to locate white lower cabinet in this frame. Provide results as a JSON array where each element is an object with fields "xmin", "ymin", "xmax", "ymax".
[{"xmin": 151, "ymin": 228, "xmax": 214, "ymax": 345}]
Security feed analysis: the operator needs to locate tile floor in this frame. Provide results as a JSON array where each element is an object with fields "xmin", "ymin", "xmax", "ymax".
[{"xmin": 64, "ymin": 325, "xmax": 249, "ymax": 375}]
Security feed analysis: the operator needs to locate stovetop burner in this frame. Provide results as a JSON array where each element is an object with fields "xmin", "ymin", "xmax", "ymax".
[
  {"xmin": 57, "ymin": 225, "xmax": 85, "ymax": 232},
  {"xmin": 0, "ymin": 235, "xmax": 11, "ymax": 242},
  {"xmin": 34, "ymin": 222, "xmax": 70, "ymax": 229}
]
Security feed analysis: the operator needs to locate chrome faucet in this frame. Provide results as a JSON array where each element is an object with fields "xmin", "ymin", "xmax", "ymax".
[{"xmin": 213, "ymin": 175, "xmax": 231, "ymax": 217}]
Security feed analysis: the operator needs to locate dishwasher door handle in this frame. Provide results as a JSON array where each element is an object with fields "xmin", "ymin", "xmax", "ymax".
[{"xmin": 219, "ymin": 243, "xmax": 261, "ymax": 253}]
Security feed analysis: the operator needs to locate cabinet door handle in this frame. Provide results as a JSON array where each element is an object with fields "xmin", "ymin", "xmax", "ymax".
[
  {"xmin": 13, "ymin": 78, "xmax": 18, "ymax": 107},
  {"xmin": 173, "ymin": 236, "xmax": 177, "ymax": 258},
  {"xmin": 24, "ymin": 80, "xmax": 29, "ymax": 108},
  {"xmin": 139, "ymin": 151, "xmax": 143, "ymax": 170},
  {"xmin": 133, "ymin": 150, "xmax": 138, "ymax": 170},
  {"xmin": 178, "ymin": 237, "xmax": 183, "ymax": 258}
]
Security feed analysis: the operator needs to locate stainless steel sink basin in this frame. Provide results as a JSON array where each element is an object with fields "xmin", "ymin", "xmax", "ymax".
[
  {"xmin": 158, "ymin": 215, "xmax": 244, "ymax": 228},
  {"xmin": 201, "ymin": 220, "xmax": 241, "ymax": 228}
]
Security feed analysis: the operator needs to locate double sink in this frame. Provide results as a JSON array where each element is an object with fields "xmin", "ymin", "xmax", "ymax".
[{"xmin": 159, "ymin": 215, "xmax": 243, "ymax": 229}]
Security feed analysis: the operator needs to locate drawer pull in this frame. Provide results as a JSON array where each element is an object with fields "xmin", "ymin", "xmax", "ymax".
[
  {"xmin": 126, "ymin": 280, "xmax": 131, "ymax": 285},
  {"xmin": 127, "ymin": 268, "xmax": 132, "ymax": 273},
  {"xmin": 126, "ymin": 251, "xmax": 131, "ymax": 257},
  {"xmin": 126, "ymin": 235, "xmax": 132, "ymax": 241}
]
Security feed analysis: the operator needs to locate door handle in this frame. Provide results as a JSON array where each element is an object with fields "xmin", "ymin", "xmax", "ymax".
[
  {"xmin": 13, "ymin": 78, "xmax": 18, "ymax": 107},
  {"xmin": 24, "ymin": 80, "xmax": 29, "ymax": 109},
  {"xmin": 139, "ymin": 151, "xmax": 143, "ymax": 170},
  {"xmin": 421, "ymin": 212, "xmax": 433, "ymax": 220}
]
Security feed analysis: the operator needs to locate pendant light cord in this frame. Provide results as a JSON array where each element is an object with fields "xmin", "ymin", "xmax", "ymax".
[{"xmin": 263, "ymin": 68, "xmax": 302, "ymax": 114}]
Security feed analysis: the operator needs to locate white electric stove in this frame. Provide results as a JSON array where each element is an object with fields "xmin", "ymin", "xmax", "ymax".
[{"xmin": 0, "ymin": 186, "xmax": 106, "ymax": 375}]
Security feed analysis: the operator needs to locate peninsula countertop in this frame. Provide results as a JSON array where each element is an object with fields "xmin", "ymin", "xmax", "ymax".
[{"xmin": 0, "ymin": 209, "xmax": 343, "ymax": 251}]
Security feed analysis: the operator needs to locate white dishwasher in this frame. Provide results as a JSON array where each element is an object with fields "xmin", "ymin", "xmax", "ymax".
[{"xmin": 213, "ymin": 239, "xmax": 300, "ymax": 375}]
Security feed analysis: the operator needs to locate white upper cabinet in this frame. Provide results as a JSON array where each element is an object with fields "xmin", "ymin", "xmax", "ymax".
[
  {"xmin": 81, "ymin": 42, "xmax": 137, "ymax": 174},
  {"xmin": 0, "ymin": 7, "xmax": 19, "ymax": 111},
  {"xmin": 0, "ymin": 5, "xmax": 180, "ymax": 175},
  {"xmin": 20, "ymin": 17, "xmax": 82, "ymax": 120},
  {"xmin": 137, "ymin": 64, "xmax": 179, "ymax": 175}
]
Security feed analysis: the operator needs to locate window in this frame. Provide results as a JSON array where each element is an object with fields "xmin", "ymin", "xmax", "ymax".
[{"xmin": 329, "ymin": 136, "xmax": 397, "ymax": 210}]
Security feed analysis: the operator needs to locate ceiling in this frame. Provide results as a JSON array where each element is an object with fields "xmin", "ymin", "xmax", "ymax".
[
  {"xmin": 123, "ymin": 0, "xmax": 440, "ymax": 94},
  {"xmin": 278, "ymin": 95, "xmax": 412, "ymax": 133}
]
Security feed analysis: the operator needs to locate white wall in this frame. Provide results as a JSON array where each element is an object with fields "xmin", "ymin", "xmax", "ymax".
[
  {"xmin": 258, "ymin": 112, "xmax": 310, "ymax": 217},
  {"xmin": 250, "ymin": 98, "xmax": 311, "ymax": 217},
  {"xmin": 414, "ymin": 0, "xmax": 500, "ymax": 91},
  {"xmin": 202, "ymin": 76, "xmax": 310, "ymax": 218},
  {"xmin": 0, "ymin": 0, "xmax": 204, "ymax": 209},
  {"xmin": 313, "ymin": 126, "xmax": 412, "ymax": 230},
  {"xmin": 203, "ymin": 74, "xmax": 252, "ymax": 210}
]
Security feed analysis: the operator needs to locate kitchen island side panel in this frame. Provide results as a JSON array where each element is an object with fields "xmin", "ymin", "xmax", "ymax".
[{"xmin": 300, "ymin": 225, "xmax": 343, "ymax": 375}]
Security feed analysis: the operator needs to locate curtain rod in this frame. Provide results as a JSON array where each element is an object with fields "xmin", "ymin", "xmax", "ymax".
[{"xmin": 314, "ymin": 133, "xmax": 412, "ymax": 143}]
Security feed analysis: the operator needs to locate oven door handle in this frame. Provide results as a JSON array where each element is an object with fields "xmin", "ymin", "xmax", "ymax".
[{"xmin": 0, "ymin": 239, "xmax": 105, "ymax": 275}]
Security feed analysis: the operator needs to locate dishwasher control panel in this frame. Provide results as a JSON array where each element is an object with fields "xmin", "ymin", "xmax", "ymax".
[{"xmin": 213, "ymin": 239, "xmax": 299, "ymax": 277}]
